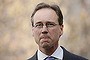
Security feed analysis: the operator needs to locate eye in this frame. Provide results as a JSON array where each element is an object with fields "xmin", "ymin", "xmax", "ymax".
[
  {"xmin": 35, "ymin": 23, "xmax": 43, "ymax": 28},
  {"xmin": 47, "ymin": 23, "xmax": 56, "ymax": 27}
]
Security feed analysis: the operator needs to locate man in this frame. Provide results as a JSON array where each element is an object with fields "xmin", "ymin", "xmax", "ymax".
[{"xmin": 28, "ymin": 2, "xmax": 88, "ymax": 60}]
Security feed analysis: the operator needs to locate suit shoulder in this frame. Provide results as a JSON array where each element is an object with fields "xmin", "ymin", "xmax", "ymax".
[
  {"xmin": 61, "ymin": 46, "xmax": 88, "ymax": 60},
  {"xmin": 68, "ymin": 52, "xmax": 88, "ymax": 60},
  {"xmin": 27, "ymin": 52, "xmax": 38, "ymax": 60},
  {"xmin": 27, "ymin": 55, "xmax": 36, "ymax": 60}
]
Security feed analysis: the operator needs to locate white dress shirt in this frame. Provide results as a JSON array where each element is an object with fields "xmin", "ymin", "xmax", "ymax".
[{"xmin": 37, "ymin": 46, "xmax": 63, "ymax": 60}]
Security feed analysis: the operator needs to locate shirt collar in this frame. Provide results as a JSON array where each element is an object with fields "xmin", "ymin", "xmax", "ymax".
[{"xmin": 38, "ymin": 46, "xmax": 63, "ymax": 60}]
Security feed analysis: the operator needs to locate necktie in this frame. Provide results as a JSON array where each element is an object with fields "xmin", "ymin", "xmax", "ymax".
[{"xmin": 44, "ymin": 56, "xmax": 61, "ymax": 60}]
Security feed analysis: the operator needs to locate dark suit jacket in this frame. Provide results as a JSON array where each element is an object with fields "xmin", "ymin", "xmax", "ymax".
[{"xmin": 28, "ymin": 46, "xmax": 88, "ymax": 60}]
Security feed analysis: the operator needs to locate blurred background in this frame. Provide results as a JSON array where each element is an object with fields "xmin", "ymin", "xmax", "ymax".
[{"xmin": 0, "ymin": 0, "xmax": 90, "ymax": 60}]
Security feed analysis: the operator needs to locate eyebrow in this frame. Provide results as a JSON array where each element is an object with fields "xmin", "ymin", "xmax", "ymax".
[
  {"xmin": 35, "ymin": 22, "xmax": 42, "ymax": 24},
  {"xmin": 46, "ymin": 21, "xmax": 56, "ymax": 24},
  {"xmin": 36, "ymin": 21, "xmax": 56, "ymax": 23}
]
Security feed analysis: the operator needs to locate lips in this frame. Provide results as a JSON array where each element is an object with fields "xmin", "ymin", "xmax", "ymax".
[
  {"xmin": 40, "ymin": 35, "xmax": 50, "ymax": 40},
  {"xmin": 40, "ymin": 35, "xmax": 51, "ymax": 42},
  {"xmin": 40, "ymin": 35, "xmax": 51, "ymax": 44}
]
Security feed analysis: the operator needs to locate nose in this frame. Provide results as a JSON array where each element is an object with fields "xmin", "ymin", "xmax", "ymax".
[{"xmin": 41, "ymin": 26, "xmax": 48, "ymax": 34}]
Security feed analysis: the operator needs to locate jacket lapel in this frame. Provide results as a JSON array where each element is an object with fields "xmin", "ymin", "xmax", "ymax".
[
  {"xmin": 61, "ymin": 46, "xmax": 71, "ymax": 60},
  {"xmin": 28, "ymin": 51, "xmax": 38, "ymax": 60}
]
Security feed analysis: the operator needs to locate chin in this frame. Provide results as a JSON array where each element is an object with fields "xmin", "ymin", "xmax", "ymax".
[{"xmin": 41, "ymin": 43, "xmax": 52, "ymax": 50}]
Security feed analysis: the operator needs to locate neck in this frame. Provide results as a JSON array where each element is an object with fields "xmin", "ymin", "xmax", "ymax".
[{"xmin": 39, "ymin": 44, "xmax": 58, "ymax": 56}]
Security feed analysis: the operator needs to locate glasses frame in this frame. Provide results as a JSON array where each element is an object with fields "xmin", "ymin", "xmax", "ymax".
[{"xmin": 33, "ymin": 22, "xmax": 59, "ymax": 29}]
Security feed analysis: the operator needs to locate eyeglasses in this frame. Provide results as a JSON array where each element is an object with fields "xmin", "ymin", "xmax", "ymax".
[{"xmin": 33, "ymin": 22, "xmax": 59, "ymax": 28}]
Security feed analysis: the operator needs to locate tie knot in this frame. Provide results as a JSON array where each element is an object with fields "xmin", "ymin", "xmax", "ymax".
[{"xmin": 44, "ymin": 56, "xmax": 60, "ymax": 60}]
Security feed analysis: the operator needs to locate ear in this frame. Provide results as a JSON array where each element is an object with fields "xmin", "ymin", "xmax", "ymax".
[
  {"xmin": 32, "ymin": 27, "xmax": 34, "ymax": 37},
  {"xmin": 59, "ymin": 25, "xmax": 64, "ymax": 36},
  {"xmin": 60, "ymin": 25, "xmax": 64, "ymax": 31}
]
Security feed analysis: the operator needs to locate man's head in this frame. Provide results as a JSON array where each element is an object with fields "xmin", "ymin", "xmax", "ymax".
[
  {"xmin": 31, "ymin": 3, "xmax": 63, "ymax": 50},
  {"xmin": 31, "ymin": 3, "xmax": 63, "ymax": 27}
]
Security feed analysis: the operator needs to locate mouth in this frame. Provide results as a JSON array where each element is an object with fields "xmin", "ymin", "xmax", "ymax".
[
  {"xmin": 40, "ymin": 36, "xmax": 50, "ymax": 39},
  {"xmin": 40, "ymin": 36, "xmax": 50, "ymax": 42}
]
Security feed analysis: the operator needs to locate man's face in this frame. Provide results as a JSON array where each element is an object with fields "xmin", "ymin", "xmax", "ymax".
[{"xmin": 32, "ymin": 8, "xmax": 63, "ymax": 49}]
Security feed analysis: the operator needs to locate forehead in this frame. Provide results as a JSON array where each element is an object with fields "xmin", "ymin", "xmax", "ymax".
[{"xmin": 33, "ymin": 8, "xmax": 58, "ymax": 23}]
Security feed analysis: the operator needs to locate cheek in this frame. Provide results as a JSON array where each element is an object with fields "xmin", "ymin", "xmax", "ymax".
[
  {"xmin": 32, "ymin": 29, "xmax": 41, "ymax": 44},
  {"xmin": 49, "ymin": 29, "xmax": 60, "ymax": 39},
  {"xmin": 32, "ymin": 29, "xmax": 41, "ymax": 40}
]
